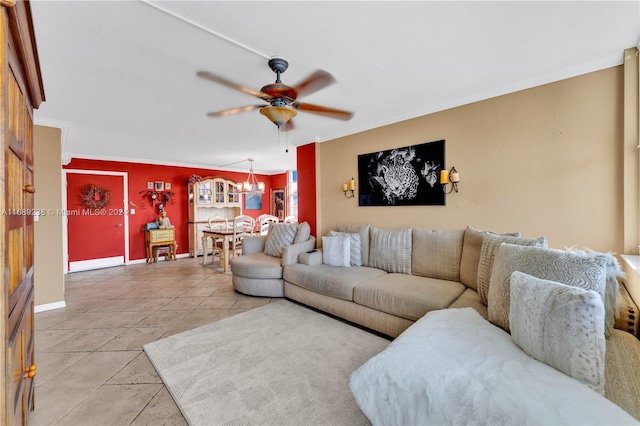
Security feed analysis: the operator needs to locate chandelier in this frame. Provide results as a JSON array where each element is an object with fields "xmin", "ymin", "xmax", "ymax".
[{"xmin": 237, "ymin": 158, "xmax": 265, "ymax": 194}]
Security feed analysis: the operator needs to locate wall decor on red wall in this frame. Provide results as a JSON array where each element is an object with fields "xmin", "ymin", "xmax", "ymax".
[
  {"xmin": 80, "ymin": 184, "xmax": 111, "ymax": 209},
  {"xmin": 271, "ymin": 187, "xmax": 286, "ymax": 220}
]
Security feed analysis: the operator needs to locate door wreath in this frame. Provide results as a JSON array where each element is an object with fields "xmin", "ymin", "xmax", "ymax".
[{"xmin": 80, "ymin": 184, "xmax": 111, "ymax": 209}]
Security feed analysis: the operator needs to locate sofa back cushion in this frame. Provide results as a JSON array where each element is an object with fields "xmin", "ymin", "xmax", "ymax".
[
  {"xmin": 459, "ymin": 226, "xmax": 520, "ymax": 290},
  {"xmin": 412, "ymin": 228, "xmax": 464, "ymax": 281},
  {"xmin": 337, "ymin": 224, "xmax": 370, "ymax": 266},
  {"xmin": 369, "ymin": 226, "xmax": 412, "ymax": 274}
]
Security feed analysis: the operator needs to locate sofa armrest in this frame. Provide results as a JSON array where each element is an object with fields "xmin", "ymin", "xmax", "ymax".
[
  {"xmin": 242, "ymin": 235, "xmax": 267, "ymax": 255},
  {"xmin": 282, "ymin": 236, "xmax": 316, "ymax": 266},
  {"xmin": 298, "ymin": 249, "xmax": 323, "ymax": 266}
]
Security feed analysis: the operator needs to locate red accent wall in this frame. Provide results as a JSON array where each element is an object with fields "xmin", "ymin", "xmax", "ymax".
[
  {"xmin": 65, "ymin": 158, "xmax": 286, "ymax": 261},
  {"xmin": 296, "ymin": 143, "xmax": 317, "ymax": 236},
  {"xmin": 270, "ymin": 172, "xmax": 287, "ymax": 189}
]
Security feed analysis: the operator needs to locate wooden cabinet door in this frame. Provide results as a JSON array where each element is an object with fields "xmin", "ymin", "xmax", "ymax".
[{"xmin": 1, "ymin": 4, "xmax": 41, "ymax": 423}]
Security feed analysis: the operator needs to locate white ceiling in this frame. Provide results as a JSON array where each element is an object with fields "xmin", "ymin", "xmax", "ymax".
[{"xmin": 31, "ymin": 1, "xmax": 639, "ymax": 174}]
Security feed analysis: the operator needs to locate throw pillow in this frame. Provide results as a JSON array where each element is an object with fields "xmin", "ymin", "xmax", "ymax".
[
  {"xmin": 337, "ymin": 224, "xmax": 370, "ymax": 266},
  {"xmin": 459, "ymin": 226, "xmax": 520, "ymax": 290},
  {"xmin": 487, "ymin": 243, "xmax": 607, "ymax": 332},
  {"xmin": 264, "ymin": 223, "xmax": 298, "ymax": 258},
  {"xmin": 476, "ymin": 233, "xmax": 547, "ymax": 304},
  {"xmin": 411, "ymin": 228, "xmax": 464, "ymax": 281},
  {"xmin": 369, "ymin": 227, "xmax": 412, "ymax": 274},
  {"xmin": 350, "ymin": 308, "xmax": 636, "ymax": 426},
  {"xmin": 322, "ymin": 236, "xmax": 351, "ymax": 267},
  {"xmin": 565, "ymin": 248, "xmax": 623, "ymax": 338},
  {"xmin": 328, "ymin": 231, "xmax": 362, "ymax": 266},
  {"xmin": 293, "ymin": 221, "xmax": 311, "ymax": 244},
  {"xmin": 510, "ymin": 271, "xmax": 606, "ymax": 395}
]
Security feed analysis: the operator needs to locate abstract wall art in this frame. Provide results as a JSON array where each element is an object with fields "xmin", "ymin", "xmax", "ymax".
[{"xmin": 358, "ymin": 139, "xmax": 445, "ymax": 206}]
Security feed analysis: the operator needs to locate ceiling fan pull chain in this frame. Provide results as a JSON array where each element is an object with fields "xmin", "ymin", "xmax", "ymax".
[
  {"xmin": 285, "ymin": 124, "xmax": 290, "ymax": 153},
  {"xmin": 277, "ymin": 125, "xmax": 281, "ymax": 148}
]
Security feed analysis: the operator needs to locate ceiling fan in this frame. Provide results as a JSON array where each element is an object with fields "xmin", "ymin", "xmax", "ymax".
[{"xmin": 197, "ymin": 57, "xmax": 354, "ymax": 129}]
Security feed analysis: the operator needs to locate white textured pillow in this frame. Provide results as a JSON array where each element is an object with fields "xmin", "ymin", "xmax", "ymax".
[
  {"xmin": 369, "ymin": 227, "xmax": 412, "ymax": 274},
  {"xmin": 510, "ymin": 271, "xmax": 606, "ymax": 395},
  {"xmin": 264, "ymin": 223, "xmax": 298, "ymax": 258},
  {"xmin": 350, "ymin": 308, "xmax": 636, "ymax": 426},
  {"xmin": 328, "ymin": 231, "xmax": 362, "ymax": 266},
  {"xmin": 322, "ymin": 236, "xmax": 351, "ymax": 267}
]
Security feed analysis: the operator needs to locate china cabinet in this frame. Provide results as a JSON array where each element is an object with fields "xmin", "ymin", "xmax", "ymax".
[
  {"xmin": 1, "ymin": 1, "xmax": 45, "ymax": 424},
  {"xmin": 188, "ymin": 177, "xmax": 241, "ymax": 256}
]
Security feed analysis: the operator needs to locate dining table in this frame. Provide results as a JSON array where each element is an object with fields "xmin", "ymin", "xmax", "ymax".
[{"xmin": 201, "ymin": 229, "xmax": 235, "ymax": 272}]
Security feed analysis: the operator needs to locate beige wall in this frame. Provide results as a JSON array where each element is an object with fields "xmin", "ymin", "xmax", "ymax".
[
  {"xmin": 34, "ymin": 125, "xmax": 65, "ymax": 307},
  {"xmin": 319, "ymin": 66, "xmax": 624, "ymax": 253}
]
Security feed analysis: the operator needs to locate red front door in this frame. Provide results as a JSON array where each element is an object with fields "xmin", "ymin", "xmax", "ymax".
[{"xmin": 66, "ymin": 172, "xmax": 127, "ymax": 271}]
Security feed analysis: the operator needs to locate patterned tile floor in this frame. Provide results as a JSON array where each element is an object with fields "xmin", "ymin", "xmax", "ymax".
[{"xmin": 31, "ymin": 258, "xmax": 276, "ymax": 425}]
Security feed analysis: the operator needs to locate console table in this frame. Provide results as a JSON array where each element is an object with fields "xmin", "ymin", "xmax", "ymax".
[{"xmin": 146, "ymin": 229, "xmax": 177, "ymax": 263}]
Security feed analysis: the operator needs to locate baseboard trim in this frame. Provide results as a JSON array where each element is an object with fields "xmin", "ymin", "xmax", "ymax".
[
  {"xmin": 34, "ymin": 300, "xmax": 67, "ymax": 313},
  {"xmin": 69, "ymin": 256, "xmax": 125, "ymax": 272}
]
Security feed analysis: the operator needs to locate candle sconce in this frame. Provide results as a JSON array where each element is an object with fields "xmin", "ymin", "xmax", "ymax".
[
  {"xmin": 440, "ymin": 167, "xmax": 460, "ymax": 194},
  {"xmin": 342, "ymin": 178, "xmax": 356, "ymax": 199}
]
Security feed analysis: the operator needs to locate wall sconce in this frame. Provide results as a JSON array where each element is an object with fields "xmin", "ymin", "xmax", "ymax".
[
  {"xmin": 440, "ymin": 167, "xmax": 460, "ymax": 194},
  {"xmin": 342, "ymin": 178, "xmax": 356, "ymax": 198}
]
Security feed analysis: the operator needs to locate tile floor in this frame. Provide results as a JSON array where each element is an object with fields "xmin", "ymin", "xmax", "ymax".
[{"xmin": 31, "ymin": 257, "xmax": 277, "ymax": 426}]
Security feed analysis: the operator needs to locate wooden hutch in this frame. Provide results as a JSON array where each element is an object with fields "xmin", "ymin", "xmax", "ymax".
[{"xmin": 188, "ymin": 177, "xmax": 242, "ymax": 257}]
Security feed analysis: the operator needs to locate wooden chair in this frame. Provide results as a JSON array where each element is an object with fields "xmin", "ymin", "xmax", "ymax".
[
  {"xmin": 284, "ymin": 215, "xmax": 297, "ymax": 224},
  {"xmin": 207, "ymin": 216, "xmax": 229, "ymax": 258},
  {"xmin": 257, "ymin": 214, "xmax": 279, "ymax": 235},
  {"xmin": 232, "ymin": 215, "xmax": 255, "ymax": 258}
]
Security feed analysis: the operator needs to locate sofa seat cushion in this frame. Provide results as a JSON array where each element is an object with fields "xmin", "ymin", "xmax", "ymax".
[
  {"xmin": 283, "ymin": 264, "xmax": 387, "ymax": 301},
  {"xmin": 448, "ymin": 288, "xmax": 487, "ymax": 319},
  {"xmin": 230, "ymin": 252, "xmax": 283, "ymax": 279},
  {"xmin": 353, "ymin": 274, "xmax": 466, "ymax": 321}
]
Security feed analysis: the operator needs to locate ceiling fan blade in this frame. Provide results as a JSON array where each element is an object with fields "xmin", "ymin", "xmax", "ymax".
[
  {"xmin": 292, "ymin": 70, "xmax": 335, "ymax": 98},
  {"xmin": 197, "ymin": 71, "xmax": 269, "ymax": 100},
  {"xmin": 292, "ymin": 102, "xmax": 354, "ymax": 121},
  {"xmin": 207, "ymin": 105, "xmax": 264, "ymax": 117}
]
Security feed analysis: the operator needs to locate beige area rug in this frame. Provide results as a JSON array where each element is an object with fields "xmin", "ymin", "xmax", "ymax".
[{"xmin": 143, "ymin": 299, "xmax": 390, "ymax": 426}]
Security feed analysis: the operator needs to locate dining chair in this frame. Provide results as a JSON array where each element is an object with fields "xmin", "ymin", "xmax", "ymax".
[
  {"xmin": 257, "ymin": 214, "xmax": 279, "ymax": 235},
  {"xmin": 207, "ymin": 216, "xmax": 229, "ymax": 258},
  {"xmin": 232, "ymin": 215, "xmax": 255, "ymax": 258}
]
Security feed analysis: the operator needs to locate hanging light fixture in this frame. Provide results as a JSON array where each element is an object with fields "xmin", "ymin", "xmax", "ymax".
[
  {"xmin": 260, "ymin": 105, "xmax": 297, "ymax": 128},
  {"xmin": 237, "ymin": 158, "xmax": 265, "ymax": 194}
]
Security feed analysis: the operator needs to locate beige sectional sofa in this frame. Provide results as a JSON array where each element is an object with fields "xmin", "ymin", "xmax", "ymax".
[{"xmin": 280, "ymin": 224, "xmax": 640, "ymax": 420}]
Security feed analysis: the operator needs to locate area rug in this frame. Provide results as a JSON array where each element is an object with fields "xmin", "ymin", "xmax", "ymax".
[{"xmin": 143, "ymin": 299, "xmax": 390, "ymax": 426}]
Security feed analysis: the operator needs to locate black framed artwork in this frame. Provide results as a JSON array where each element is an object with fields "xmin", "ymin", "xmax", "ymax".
[{"xmin": 358, "ymin": 139, "xmax": 445, "ymax": 206}]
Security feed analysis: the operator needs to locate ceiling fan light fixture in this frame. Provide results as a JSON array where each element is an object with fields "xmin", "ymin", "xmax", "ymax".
[{"xmin": 260, "ymin": 105, "xmax": 297, "ymax": 128}]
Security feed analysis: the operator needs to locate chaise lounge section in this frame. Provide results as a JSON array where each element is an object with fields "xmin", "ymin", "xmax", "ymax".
[{"xmin": 280, "ymin": 224, "xmax": 640, "ymax": 421}]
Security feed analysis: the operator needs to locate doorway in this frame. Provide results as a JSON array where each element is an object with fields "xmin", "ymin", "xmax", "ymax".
[{"xmin": 64, "ymin": 170, "xmax": 129, "ymax": 272}]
